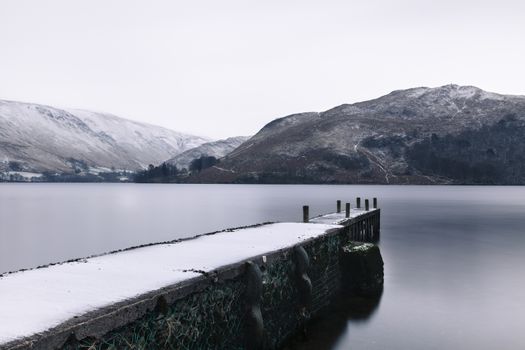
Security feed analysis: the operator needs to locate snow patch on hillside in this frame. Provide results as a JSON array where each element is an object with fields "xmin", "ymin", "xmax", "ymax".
[
  {"xmin": 167, "ymin": 136, "xmax": 249, "ymax": 169},
  {"xmin": 0, "ymin": 100, "xmax": 210, "ymax": 174}
]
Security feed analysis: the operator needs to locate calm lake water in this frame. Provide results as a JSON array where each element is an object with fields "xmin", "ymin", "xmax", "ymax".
[{"xmin": 1, "ymin": 184, "xmax": 524, "ymax": 349}]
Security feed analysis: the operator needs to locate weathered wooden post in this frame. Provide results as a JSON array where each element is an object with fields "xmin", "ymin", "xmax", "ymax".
[
  {"xmin": 337, "ymin": 200, "xmax": 341, "ymax": 213},
  {"xmin": 345, "ymin": 202, "xmax": 350, "ymax": 218},
  {"xmin": 303, "ymin": 205, "xmax": 309, "ymax": 223},
  {"xmin": 375, "ymin": 212, "xmax": 380, "ymax": 240},
  {"xmin": 365, "ymin": 199, "xmax": 369, "ymax": 211},
  {"xmin": 373, "ymin": 197, "xmax": 377, "ymax": 209},
  {"xmin": 371, "ymin": 217, "xmax": 374, "ymax": 239},
  {"xmin": 356, "ymin": 197, "xmax": 361, "ymax": 208}
]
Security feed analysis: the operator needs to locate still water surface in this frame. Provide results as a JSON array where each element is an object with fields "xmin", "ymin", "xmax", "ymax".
[{"xmin": 1, "ymin": 184, "xmax": 524, "ymax": 349}]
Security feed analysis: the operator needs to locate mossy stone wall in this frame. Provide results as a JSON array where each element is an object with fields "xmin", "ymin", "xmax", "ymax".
[{"xmin": 61, "ymin": 229, "xmax": 349, "ymax": 350}]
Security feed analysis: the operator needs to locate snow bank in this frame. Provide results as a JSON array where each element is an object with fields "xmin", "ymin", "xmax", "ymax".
[{"xmin": 0, "ymin": 222, "xmax": 341, "ymax": 345}]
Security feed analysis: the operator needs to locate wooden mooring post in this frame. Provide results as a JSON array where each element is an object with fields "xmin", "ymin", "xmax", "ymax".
[
  {"xmin": 356, "ymin": 197, "xmax": 361, "ymax": 208},
  {"xmin": 303, "ymin": 205, "xmax": 309, "ymax": 223},
  {"xmin": 302, "ymin": 199, "xmax": 380, "ymax": 242}
]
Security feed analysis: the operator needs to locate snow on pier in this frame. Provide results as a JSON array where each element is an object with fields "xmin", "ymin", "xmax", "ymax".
[
  {"xmin": 310, "ymin": 207, "xmax": 372, "ymax": 225},
  {"xmin": 0, "ymin": 202, "xmax": 380, "ymax": 347},
  {"xmin": 0, "ymin": 222, "xmax": 342, "ymax": 345}
]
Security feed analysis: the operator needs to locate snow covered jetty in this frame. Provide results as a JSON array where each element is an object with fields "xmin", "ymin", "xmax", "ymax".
[{"xmin": 0, "ymin": 198, "xmax": 382, "ymax": 350}]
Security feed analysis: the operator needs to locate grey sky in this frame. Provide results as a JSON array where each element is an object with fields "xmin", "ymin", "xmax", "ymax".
[{"xmin": 1, "ymin": 0, "xmax": 524, "ymax": 139}]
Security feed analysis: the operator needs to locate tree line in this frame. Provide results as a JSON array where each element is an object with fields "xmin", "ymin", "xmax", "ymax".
[{"xmin": 133, "ymin": 156, "xmax": 218, "ymax": 183}]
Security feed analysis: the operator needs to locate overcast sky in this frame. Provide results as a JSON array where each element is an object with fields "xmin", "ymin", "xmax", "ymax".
[{"xmin": 1, "ymin": 0, "xmax": 524, "ymax": 139}]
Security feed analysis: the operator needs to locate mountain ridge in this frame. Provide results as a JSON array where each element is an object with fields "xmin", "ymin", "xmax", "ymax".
[
  {"xmin": 0, "ymin": 99, "xmax": 209, "ymax": 177},
  {"xmin": 192, "ymin": 85, "xmax": 525, "ymax": 184},
  {"xmin": 166, "ymin": 136, "xmax": 250, "ymax": 170}
]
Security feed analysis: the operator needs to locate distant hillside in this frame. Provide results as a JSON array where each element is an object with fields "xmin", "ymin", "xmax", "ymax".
[
  {"xmin": 0, "ymin": 100, "xmax": 209, "ymax": 179},
  {"xmin": 193, "ymin": 85, "xmax": 525, "ymax": 184},
  {"xmin": 166, "ymin": 136, "xmax": 250, "ymax": 170}
]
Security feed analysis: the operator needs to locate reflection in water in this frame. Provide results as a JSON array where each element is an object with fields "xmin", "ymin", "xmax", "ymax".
[{"xmin": 286, "ymin": 290, "xmax": 383, "ymax": 350}]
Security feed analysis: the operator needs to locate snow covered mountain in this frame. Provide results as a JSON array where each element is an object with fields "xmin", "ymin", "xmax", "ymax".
[
  {"xmin": 193, "ymin": 85, "xmax": 525, "ymax": 184},
  {"xmin": 166, "ymin": 136, "xmax": 250, "ymax": 170},
  {"xmin": 0, "ymin": 100, "xmax": 209, "ymax": 177}
]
